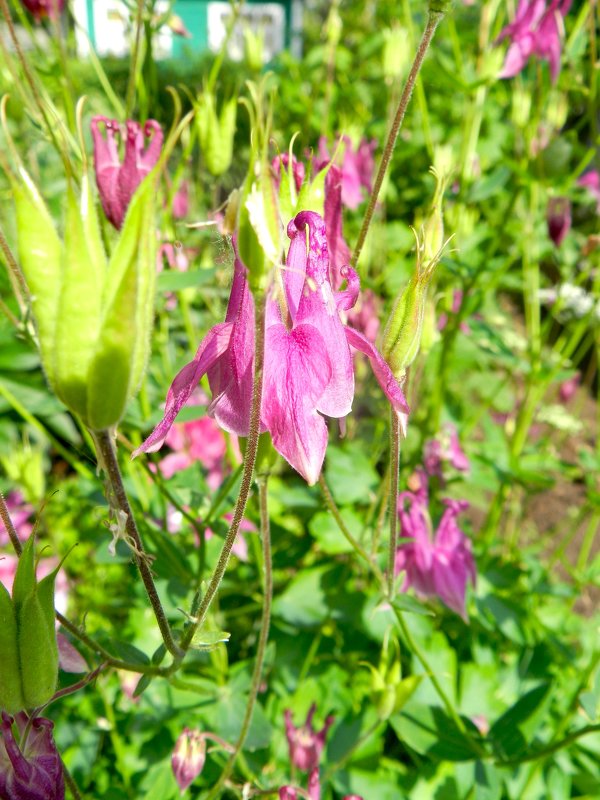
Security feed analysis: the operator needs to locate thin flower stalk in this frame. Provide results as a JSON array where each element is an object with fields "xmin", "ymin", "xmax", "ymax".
[
  {"xmin": 387, "ymin": 409, "xmax": 401, "ymax": 598},
  {"xmin": 91, "ymin": 430, "xmax": 183, "ymax": 658},
  {"xmin": 178, "ymin": 291, "xmax": 267, "ymax": 654},
  {"xmin": 352, "ymin": 8, "xmax": 445, "ymax": 269},
  {"xmin": 205, "ymin": 474, "xmax": 273, "ymax": 798}
]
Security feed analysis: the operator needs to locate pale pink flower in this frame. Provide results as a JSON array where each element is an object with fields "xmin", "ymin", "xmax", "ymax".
[
  {"xmin": 172, "ymin": 181, "xmax": 190, "ymax": 219},
  {"xmin": 172, "ymin": 728, "xmax": 206, "ymax": 793},
  {"xmin": 578, "ymin": 170, "xmax": 600, "ymax": 212},
  {"xmin": 423, "ymin": 423, "xmax": 470, "ymax": 478},
  {"xmin": 559, "ymin": 373, "xmax": 580, "ymax": 403},
  {"xmin": 346, "ymin": 288, "xmax": 381, "ymax": 343}
]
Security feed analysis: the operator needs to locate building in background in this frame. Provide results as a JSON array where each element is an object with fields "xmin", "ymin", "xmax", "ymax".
[{"xmin": 71, "ymin": 0, "xmax": 303, "ymax": 62}]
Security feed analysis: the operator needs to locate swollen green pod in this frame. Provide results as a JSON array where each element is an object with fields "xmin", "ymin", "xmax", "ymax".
[
  {"xmin": 18, "ymin": 589, "xmax": 59, "ymax": 709},
  {"xmin": 0, "ymin": 582, "xmax": 24, "ymax": 713}
]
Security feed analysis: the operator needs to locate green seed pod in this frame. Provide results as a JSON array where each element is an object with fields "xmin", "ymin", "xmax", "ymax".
[
  {"xmin": 196, "ymin": 92, "xmax": 237, "ymax": 177},
  {"xmin": 18, "ymin": 588, "xmax": 59, "ymax": 709},
  {"xmin": 0, "ymin": 582, "xmax": 25, "ymax": 713}
]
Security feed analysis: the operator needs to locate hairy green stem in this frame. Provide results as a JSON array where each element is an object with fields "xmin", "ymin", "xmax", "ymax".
[
  {"xmin": 351, "ymin": 9, "xmax": 444, "ymax": 269},
  {"xmin": 92, "ymin": 429, "xmax": 182, "ymax": 658},
  {"xmin": 318, "ymin": 474, "xmax": 385, "ymax": 585},
  {"xmin": 177, "ymin": 291, "xmax": 266, "ymax": 654},
  {"xmin": 206, "ymin": 475, "xmax": 273, "ymax": 798}
]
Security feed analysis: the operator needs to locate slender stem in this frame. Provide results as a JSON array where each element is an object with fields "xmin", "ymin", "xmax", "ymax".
[
  {"xmin": 391, "ymin": 605, "xmax": 485, "ymax": 757},
  {"xmin": 125, "ymin": 0, "xmax": 145, "ymax": 119},
  {"xmin": 61, "ymin": 757, "xmax": 83, "ymax": 800},
  {"xmin": 499, "ymin": 724, "xmax": 600, "ymax": 767},
  {"xmin": 92, "ymin": 429, "xmax": 182, "ymax": 658},
  {"xmin": 351, "ymin": 10, "xmax": 444, "ymax": 269},
  {"xmin": 178, "ymin": 292, "xmax": 266, "ymax": 654},
  {"xmin": 318, "ymin": 474, "xmax": 385, "ymax": 585},
  {"xmin": 387, "ymin": 409, "xmax": 401, "ymax": 597},
  {"xmin": 206, "ymin": 475, "xmax": 273, "ymax": 799},
  {"xmin": 0, "ymin": 489, "xmax": 23, "ymax": 555},
  {"xmin": 0, "ymin": 0, "xmax": 64, "ymax": 156}
]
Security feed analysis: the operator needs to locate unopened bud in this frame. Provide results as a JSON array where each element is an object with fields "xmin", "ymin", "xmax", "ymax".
[
  {"xmin": 172, "ymin": 729, "xmax": 207, "ymax": 793},
  {"xmin": 382, "ymin": 229, "xmax": 443, "ymax": 379},
  {"xmin": 196, "ymin": 91, "xmax": 237, "ymax": 177}
]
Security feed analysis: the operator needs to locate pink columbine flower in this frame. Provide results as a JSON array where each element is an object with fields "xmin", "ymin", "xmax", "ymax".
[
  {"xmin": 497, "ymin": 0, "xmax": 572, "ymax": 82},
  {"xmin": 578, "ymin": 170, "xmax": 600, "ymax": 212},
  {"xmin": 423, "ymin": 423, "xmax": 470, "ymax": 478},
  {"xmin": 318, "ymin": 136, "xmax": 377, "ymax": 210},
  {"xmin": 0, "ymin": 491, "xmax": 34, "ymax": 546},
  {"xmin": 20, "ymin": 0, "xmax": 64, "ymax": 20},
  {"xmin": 559, "ymin": 373, "xmax": 580, "ymax": 403},
  {"xmin": 159, "ymin": 415, "xmax": 228, "ymax": 490},
  {"xmin": 135, "ymin": 212, "xmax": 408, "ymax": 485},
  {"xmin": 394, "ymin": 483, "xmax": 476, "ymax": 620},
  {"xmin": 91, "ymin": 117, "xmax": 163, "ymax": 229},
  {"xmin": 547, "ymin": 197, "xmax": 571, "ymax": 246},
  {"xmin": 172, "ymin": 728, "xmax": 206, "ymax": 794},
  {"xmin": 0, "ymin": 712, "xmax": 64, "ymax": 800},
  {"xmin": 284, "ymin": 705, "xmax": 334, "ymax": 773}
]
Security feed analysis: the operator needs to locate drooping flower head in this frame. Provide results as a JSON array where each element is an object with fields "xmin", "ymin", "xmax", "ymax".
[
  {"xmin": 547, "ymin": 197, "xmax": 571, "ymax": 246},
  {"xmin": 497, "ymin": 0, "xmax": 572, "ymax": 82},
  {"xmin": 394, "ymin": 483, "xmax": 476, "ymax": 619},
  {"xmin": 0, "ymin": 712, "xmax": 64, "ymax": 800},
  {"xmin": 91, "ymin": 117, "xmax": 163, "ymax": 229},
  {"xmin": 171, "ymin": 728, "xmax": 206, "ymax": 794},
  {"xmin": 20, "ymin": 0, "xmax": 64, "ymax": 21},
  {"xmin": 135, "ymin": 212, "xmax": 409, "ymax": 485},
  {"xmin": 318, "ymin": 136, "xmax": 377, "ymax": 210},
  {"xmin": 284, "ymin": 705, "xmax": 334, "ymax": 772}
]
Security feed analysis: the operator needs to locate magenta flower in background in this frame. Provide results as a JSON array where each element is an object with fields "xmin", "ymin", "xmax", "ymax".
[
  {"xmin": 318, "ymin": 136, "xmax": 377, "ymax": 210},
  {"xmin": 497, "ymin": 0, "xmax": 572, "ymax": 82},
  {"xmin": 0, "ymin": 712, "xmax": 64, "ymax": 800},
  {"xmin": 547, "ymin": 197, "xmax": 571, "ymax": 246},
  {"xmin": 578, "ymin": 170, "xmax": 600, "ymax": 212},
  {"xmin": 284, "ymin": 704, "xmax": 334, "ymax": 772},
  {"xmin": 171, "ymin": 728, "xmax": 206, "ymax": 794},
  {"xmin": 346, "ymin": 288, "xmax": 382, "ymax": 343},
  {"xmin": 423, "ymin": 423, "xmax": 470, "ymax": 478},
  {"xmin": 159, "ymin": 414, "xmax": 228, "ymax": 490},
  {"xmin": 91, "ymin": 117, "xmax": 163, "ymax": 229},
  {"xmin": 135, "ymin": 212, "xmax": 408, "ymax": 485},
  {"xmin": 20, "ymin": 0, "xmax": 64, "ymax": 21},
  {"xmin": 559, "ymin": 372, "xmax": 580, "ymax": 403},
  {"xmin": 0, "ymin": 491, "xmax": 33, "ymax": 545},
  {"xmin": 394, "ymin": 483, "xmax": 476, "ymax": 619},
  {"xmin": 172, "ymin": 180, "xmax": 190, "ymax": 219},
  {"xmin": 272, "ymin": 153, "xmax": 306, "ymax": 193}
]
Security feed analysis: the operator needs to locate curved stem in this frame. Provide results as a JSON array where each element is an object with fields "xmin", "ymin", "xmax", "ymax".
[
  {"xmin": 387, "ymin": 409, "xmax": 400, "ymax": 597},
  {"xmin": 318, "ymin": 474, "xmax": 385, "ymax": 585},
  {"xmin": 92, "ymin": 429, "xmax": 182, "ymax": 658},
  {"xmin": 351, "ymin": 9, "xmax": 444, "ymax": 269},
  {"xmin": 177, "ymin": 291, "xmax": 266, "ymax": 654},
  {"xmin": 205, "ymin": 474, "xmax": 273, "ymax": 799}
]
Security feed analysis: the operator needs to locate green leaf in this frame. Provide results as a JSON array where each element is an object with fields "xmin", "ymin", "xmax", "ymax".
[
  {"xmin": 391, "ymin": 595, "xmax": 435, "ymax": 617},
  {"xmin": 488, "ymin": 683, "xmax": 551, "ymax": 760},
  {"xmin": 273, "ymin": 566, "xmax": 330, "ymax": 627},
  {"xmin": 474, "ymin": 760, "xmax": 502, "ymax": 800},
  {"xmin": 189, "ymin": 628, "xmax": 231, "ymax": 651},
  {"xmin": 309, "ymin": 509, "xmax": 361, "ymax": 554},
  {"xmin": 391, "ymin": 704, "xmax": 481, "ymax": 761},
  {"xmin": 325, "ymin": 443, "xmax": 379, "ymax": 505}
]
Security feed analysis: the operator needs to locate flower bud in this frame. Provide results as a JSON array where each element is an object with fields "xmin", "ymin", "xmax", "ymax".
[
  {"xmin": 172, "ymin": 728, "xmax": 206, "ymax": 793},
  {"xmin": 382, "ymin": 228, "xmax": 442, "ymax": 380},
  {"xmin": 196, "ymin": 91, "xmax": 237, "ymax": 177},
  {"xmin": 547, "ymin": 197, "xmax": 571, "ymax": 247},
  {"xmin": 363, "ymin": 633, "xmax": 422, "ymax": 720},
  {"xmin": 0, "ymin": 712, "xmax": 64, "ymax": 800}
]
